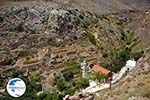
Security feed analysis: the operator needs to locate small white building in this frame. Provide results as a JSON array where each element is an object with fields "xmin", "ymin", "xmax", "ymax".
[{"xmin": 125, "ymin": 59, "xmax": 136, "ymax": 71}]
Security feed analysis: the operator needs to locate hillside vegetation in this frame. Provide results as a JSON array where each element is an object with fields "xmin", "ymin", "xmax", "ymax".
[
  {"xmin": 95, "ymin": 49, "xmax": 150, "ymax": 100},
  {"xmin": 0, "ymin": 0, "xmax": 150, "ymax": 100}
]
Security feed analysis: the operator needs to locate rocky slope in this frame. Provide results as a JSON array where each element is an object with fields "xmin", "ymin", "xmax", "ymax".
[
  {"xmin": 0, "ymin": 0, "xmax": 150, "ymax": 99},
  {"xmin": 44, "ymin": 0, "xmax": 150, "ymax": 14},
  {"xmin": 1, "ymin": 0, "xmax": 150, "ymax": 14},
  {"xmin": 95, "ymin": 49, "xmax": 150, "ymax": 100},
  {"xmin": 0, "ymin": 0, "xmax": 149, "ymax": 83},
  {"xmin": 0, "ymin": 3, "xmax": 87, "ymax": 39},
  {"xmin": 0, "ymin": 3, "xmax": 100, "ymax": 66},
  {"xmin": 127, "ymin": 12, "xmax": 150, "ymax": 49}
]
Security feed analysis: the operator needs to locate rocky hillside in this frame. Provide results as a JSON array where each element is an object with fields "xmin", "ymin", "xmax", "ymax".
[
  {"xmin": 0, "ymin": 1, "xmax": 149, "ymax": 47},
  {"xmin": 54, "ymin": 0, "xmax": 150, "ymax": 14},
  {"xmin": 0, "ymin": 0, "xmax": 149, "ymax": 85},
  {"xmin": 0, "ymin": 0, "xmax": 150, "ymax": 100},
  {"xmin": 127, "ymin": 12, "xmax": 150, "ymax": 49},
  {"xmin": 0, "ymin": 3, "xmax": 88, "ymax": 39},
  {"xmin": 0, "ymin": 3, "xmax": 100, "ymax": 66},
  {"xmin": 95, "ymin": 49, "xmax": 150, "ymax": 100},
  {"xmin": 1, "ymin": 0, "xmax": 150, "ymax": 14}
]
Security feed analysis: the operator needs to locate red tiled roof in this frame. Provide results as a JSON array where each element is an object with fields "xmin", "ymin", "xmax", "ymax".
[{"xmin": 92, "ymin": 65, "xmax": 111, "ymax": 75}]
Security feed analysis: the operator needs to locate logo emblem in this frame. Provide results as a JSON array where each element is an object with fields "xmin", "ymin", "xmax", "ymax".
[{"xmin": 7, "ymin": 78, "xmax": 26, "ymax": 97}]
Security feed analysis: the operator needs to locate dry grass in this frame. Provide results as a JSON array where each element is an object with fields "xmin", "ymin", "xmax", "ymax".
[
  {"xmin": 95, "ymin": 71, "xmax": 150, "ymax": 100},
  {"xmin": 134, "ymin": 75, "xmax": 150, "ymax": 98}
]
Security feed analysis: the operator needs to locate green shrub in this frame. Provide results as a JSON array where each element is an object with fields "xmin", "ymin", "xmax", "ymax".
[
  {"xmin": 131, "ymin": 51, "xmax": 144, "ymax": 61},
  {"xmin": 31, "ymin": 72, "xmax": 41, "ymax": 83},
  {"xmin": 101, "ymin": 63, "xmax": 110, "ymax": 70},
  {"xmin": 65, "ymin": 86, "xmax": 76, "ymax": 95},
  {"xmin": 111, "ymin": 50, "xmax": 131, "ymax": 72},
  {"xmin": 92, "ymin": 72, "xmax": 107, "ymax": 83},
  {"xmin": 0, "ymin": 78, "xmax": 3, "ymax": 87},
  {"xmin": 11, "ymin": 70, "xmax": 23, "ymax": 78},
  {"xmin": 79, "ymin": 14, "xmax": 84, "ymax": 20},
  {"xmin": 45, "ymin": 92, "xmax": 63, "ymax": 100},
  {"xmin": 56, "ymin": 79, "xmax": 66, "ymax": 91},
  {"xmin": 64, "ymin": 60, "xmax": 80, "ymax": 73},
  {"xmin": 117, "ymin": 50, "xmax": 131, "ymax": 61},
  {"xmin": 87, "ymin": 33, "xmax": 97, "ymax": 45},
  {"xmin": 17, "ymin": 50, "xmax": 30, "ymax": 57},
  {"xmin": 32, "ymin": 83, "xmax": 42, "ymax": 92},
  {"xmin": 38, "ymin": 93, "xmax": 47, "ymax": 100},
  {"xmin": 52, "ymin": 76, "xmax": 61, "ymax": 86},
  {"xmin": 63, "ymin": 70, "xmax": 74, "ymax": 81},
  {"xmin": 76, "ymin": 78, "xmax": 89, "ymax": 89},
  {"xmin": 47, "ymin": 38, "xmax": 61, "ymax": 47},
  {"xmin": 3, "ymin": 58, "xmax": 14, "ymax": 65}
]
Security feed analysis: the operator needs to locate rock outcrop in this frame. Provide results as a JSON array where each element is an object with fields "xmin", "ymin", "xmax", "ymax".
[{"xmin": 0, "ymin": 3, "xmax": 94, "ymax": 40}]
